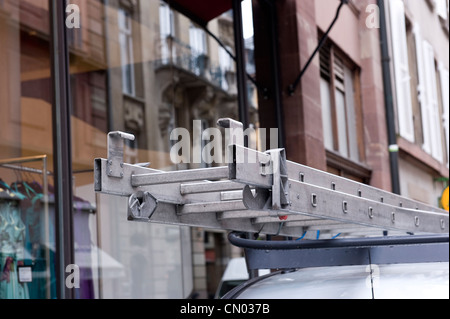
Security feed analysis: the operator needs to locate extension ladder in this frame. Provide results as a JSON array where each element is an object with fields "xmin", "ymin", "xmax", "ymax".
[{"xmin": 94, "ymin": 118, "xmax": 448, "ymax": 239}]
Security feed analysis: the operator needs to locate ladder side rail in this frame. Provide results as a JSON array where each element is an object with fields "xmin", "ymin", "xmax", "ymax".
[
  {"xmin": 230, "ymin": 145, "xmax": 447, "ymax": 215},
  {"xmin": 286, "ymin": 160, "xmax": 444, "ymax": 213}
]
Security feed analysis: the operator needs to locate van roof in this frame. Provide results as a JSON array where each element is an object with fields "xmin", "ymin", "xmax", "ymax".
[{"xmin": 234, "ymin": 262, "xmax": 449, "ymax": 299}]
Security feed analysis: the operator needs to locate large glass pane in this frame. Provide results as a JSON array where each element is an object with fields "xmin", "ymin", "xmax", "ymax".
[
  {"xmin": 0, "ymin": 0, "xmax": 55, "ymax": 299},
  {"xmin": 68, "ymin": 0, "xmax": 252, "ymax": 299}
]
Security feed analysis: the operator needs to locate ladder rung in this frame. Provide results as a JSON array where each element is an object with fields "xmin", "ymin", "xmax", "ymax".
[
  {"xmin": 180, "ymin": 180, "xmax": 243, "ymax": 195},
  {"xmin": 132, "ymin": 166, "xmax": 228, "ymax": 187},
  {"xmin": 178, "ymin": 200, "xmax": 246, "ymax": 214}
]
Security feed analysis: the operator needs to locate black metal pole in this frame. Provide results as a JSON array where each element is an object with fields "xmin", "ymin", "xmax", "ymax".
[
  {"xmin": 378, "ymin": 0, "xmax": 401, "ymax": 195},
  {"xmin": 265, "ymin": 0, "xmax": 285, "ymax": 149},
  {"xmin": 232, "ymin": 0, "xmax": 249, "ymax": 131},
  {"xmin": 233, "ymin": 0, "xmax": 255, "ymax": 278},
  {"xmin": 49, "ymin": 0, "xmax": 75, "ymax": 299}
]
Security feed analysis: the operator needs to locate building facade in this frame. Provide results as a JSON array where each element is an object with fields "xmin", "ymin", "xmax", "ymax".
[
  {"xmin": 383, "ymin": 0, "xmax": 449, "ymax": 207},
  {"xmin": 0, "ymin": 0, "xmax": 252, "ymax": 299},
  {"xmin": 0, "ymin": 0, "xmax": 448, "ymax": 300},
  {"xmin": 253, "ymin": 0, "xmax": 448, "ymax": 208}
]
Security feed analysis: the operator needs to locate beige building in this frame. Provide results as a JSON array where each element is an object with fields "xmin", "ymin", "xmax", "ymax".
[
  {"xmin": 383, "ymin": 0, "xmax": 449, "ymax": 206},
  {"xmin": 0, "ymin": 0, "xmax": 448, "ymax": 300},
  {"xmin": 0, "ymin": 0, "xmax": 248, "ymax": 299}
]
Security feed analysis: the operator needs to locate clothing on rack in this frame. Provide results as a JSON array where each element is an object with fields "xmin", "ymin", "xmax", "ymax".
[
  {"xmin": 0, "ymin": 198, "xmax": 30, "ymax": 299},
  {"xmin": 13, "ymin": 181, "xmax": 56, "ymax": 299},
  {"xmin": 1, "ymin": 176, "xmax": 97, "ymax": 299}
]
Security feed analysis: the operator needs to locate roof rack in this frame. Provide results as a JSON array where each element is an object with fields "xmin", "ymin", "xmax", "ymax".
[
  {"xmin": 94, "ymin": 118, "xmax": 449, "ymax": 239},
  {"xmin": 228, "ymin": 232, "xmax": 449, "ymax": 269}
]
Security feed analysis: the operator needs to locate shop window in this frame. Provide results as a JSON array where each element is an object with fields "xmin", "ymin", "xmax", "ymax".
[
  {"xmin": 1, "ymin": 0, "xmax": 56, "ymax": 299},
  {"xmin": 67, "ymin": 0, "xmax": 243, "ymax": 299},
  {"xmin": 319, "ymin": 43, "xmax": 361, "ymax": 163},
  {"xmin": 118, "ymin": 7, "xmax": 136, "ymax": 96}
]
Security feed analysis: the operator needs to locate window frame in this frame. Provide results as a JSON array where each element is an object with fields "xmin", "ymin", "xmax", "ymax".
[
  {"xmin": 189, "ymin": 23, "xmax": 207, "ymax": 56},
  {"xmin": 319, "ymin": 42, "xmax": 365, "ymax": 165},
  {"xmin": 118, "ymin": 7, "xmax": 136, "ymax": 96},
  {"xmin": 159, "ymin": 1, "xmax": 175, "ymax": 63},
  {"xmin": 421, "ymin": 40, "xmax": 444, "ymax": 162},
  {"xmin": 438, "ymin": 64, "xmax": 449, "ymax": 167}
]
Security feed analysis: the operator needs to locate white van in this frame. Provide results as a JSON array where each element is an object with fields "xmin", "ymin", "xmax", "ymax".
[
  {"xmin": 215, "ymin": 257, "xmax": 270, "ymax": 299},
  {"xmin": 222, "ymin": 233, "xmax": 449, "ymax": 299},
  {"xmin": 223, "ymin": 262, "xmax": 449, "ymax": 299}
]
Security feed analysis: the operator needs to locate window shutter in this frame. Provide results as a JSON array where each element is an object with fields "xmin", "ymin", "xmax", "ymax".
[
  {"xmin": 320, "ymin": 45, "xmax": 331, "ymax": 80},
  {"xmin": 422, "ymin": 41, "xmax": 443, "ymax": 162},
  {"xmin": 320, "ymin": 78, "xmax": 334, "ymax": 151},
  {"xmin": 436, "ymin": 0, "xmax": 448, "ymax": 19},
  {"xmin": 439, "ymin": 64, "xmax": 449, "ymax": 166},
  {"xmin": 413, "ymin": 25, "xmax": 431, "ymax": 154},
  {"xmin": 344, "ymin": 66, "xmax": 359, "ymax": 162},
  {"xmin": 389, "ymin": 0, "xmax": 415, "ymax": 142}
]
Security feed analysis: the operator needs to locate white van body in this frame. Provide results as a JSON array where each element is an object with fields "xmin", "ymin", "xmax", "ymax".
[
  {"xmin": 226, "ymin": 262, "xmax": 449, "ymax": 299},
  {"xmin": 215, "ymin": 258, "xmax": 270, "ymax": 299}
]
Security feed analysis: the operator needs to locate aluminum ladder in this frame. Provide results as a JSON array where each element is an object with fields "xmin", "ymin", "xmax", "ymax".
[{"xmin": 94, "ymin": 118, "xmax": 449, "ymax": 239}]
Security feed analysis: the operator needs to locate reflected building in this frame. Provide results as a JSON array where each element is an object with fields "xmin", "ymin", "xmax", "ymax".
[
  {"xmin": 1, "ymin": 0, "xmax": 448, "ymax": 300},
  {"xmin": 0, "ymin": 0, "xmax": 252, "ymax": 299}
]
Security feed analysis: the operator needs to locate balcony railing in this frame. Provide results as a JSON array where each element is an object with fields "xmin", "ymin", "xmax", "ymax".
[{"xmin": 154, "ymin": 35, "xmax": 235, "ymax": 93}]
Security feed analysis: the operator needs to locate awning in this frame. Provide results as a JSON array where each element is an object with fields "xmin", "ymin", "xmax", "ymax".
[
  {"xmin": 75, "ymin": 246, "xmax": 126, "ymax": 279},
  {"xmin": 164, "ymin": 0, "xmax": 238, "ymax": 26}
]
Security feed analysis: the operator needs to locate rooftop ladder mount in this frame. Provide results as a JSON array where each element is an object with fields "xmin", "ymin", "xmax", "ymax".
[{"xmin": 94, "ymin": 118, "xmax": 449, "ymax": 240}]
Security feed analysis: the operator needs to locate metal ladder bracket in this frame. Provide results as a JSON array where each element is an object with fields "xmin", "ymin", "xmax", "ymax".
[
  {"xmin": 106, "ymin": 131, "xmax": 135, "ymax": 178},
  {"xmin": 94, "ymin": 119, "xmax": 449, "ymax": 238},
  {"xmin": 240, "ymin": 148, "xmax": 290, "ymax": 219},
  {"xmin": 128, "ymin": 191, "xmax": 158, "ymax": 222}
]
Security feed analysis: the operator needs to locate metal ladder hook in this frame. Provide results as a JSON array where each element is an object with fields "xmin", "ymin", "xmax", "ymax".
[{"xmin": 128, "ymin": 191, "xmax": 158, "ymax": 222}]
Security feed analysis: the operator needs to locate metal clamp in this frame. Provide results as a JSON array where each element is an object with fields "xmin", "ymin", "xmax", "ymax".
[
  {"xmin": 128, "ymin": 191, "xmax": 158, "ymax": 222},
  {"xmin": 107, "ymin": 131, "xmax": 135, "ymax": 178},
  {"xmin": 242, "ymin": 148, "xmax": 290, "ymax": 219},
  {"xmin": 267, "ymin": 148, "xmax": 289, "ymax": 211}
]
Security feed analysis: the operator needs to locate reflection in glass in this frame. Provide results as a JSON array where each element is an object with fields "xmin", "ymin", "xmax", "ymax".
[
  {"xmin": 0, "ymin": 0, "xmax": 55, "ymax": 299},
  {"xmin": 69, "ymin": 0, "xmax": 258, "ymax": 299}
]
